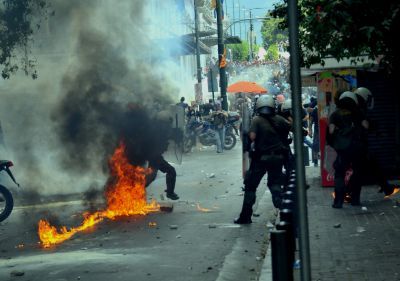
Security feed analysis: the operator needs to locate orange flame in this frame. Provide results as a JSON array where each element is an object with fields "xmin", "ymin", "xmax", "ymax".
[
  {"xmin": 196, "ymin": 203, "xmax": 212, "ymax": 212},
  {"xmin": 38, "ymin": 143, "xmax": 160, "ymax": 248},
  {"xmin": 384, "ymin": 187, "xmax": 400, "ymax": 199}
]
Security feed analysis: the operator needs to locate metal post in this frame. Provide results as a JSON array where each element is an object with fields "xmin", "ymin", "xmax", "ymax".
[
  {"xmin": 194, "ymin": 0, "xmax": 202, "ymax": 84},
  {"xmin": 287, "ymin": 0, "xmax": 311, "ymax": 280},
  {"xmin": 276, "ymin": 221, "xmax": 295, "ymax": 279},
  {"xmin": 238, "ymin": 1, "xmax": 242, "ymax": 39},
  {"xmin": 216, "ymin": 0, "xmax": 228, "ymax": 111},
  {"xmin": 271, "ymin": 230, "xmax": 291, "ymax": 281},
  {"xmin": 232, "ymin": 0, "xmax": 236, "ymax": 36},
  {"xmin": 210, "ymin": 68, "xmax": 215, "ymax": 102}
]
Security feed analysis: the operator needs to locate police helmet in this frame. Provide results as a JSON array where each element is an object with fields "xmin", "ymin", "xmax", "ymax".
[
  {"xmin": 256, "ymin": 95, "xmax": 275, "ymax": 114},
  {"xmin": 354, "ymin": 87, "xmax": 372, "ymax": 102},
  {"xmin": 339, "ymin": 91, "xmax": 358, "ymax": 105}
]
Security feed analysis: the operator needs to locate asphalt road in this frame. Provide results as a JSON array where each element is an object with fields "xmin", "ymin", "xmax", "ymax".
[{"xmin": 0, "ymin": 142, "xmax": 276, "ymax": 281}]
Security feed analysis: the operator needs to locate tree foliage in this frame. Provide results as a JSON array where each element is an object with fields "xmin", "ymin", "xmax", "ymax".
[
  {"xmin": 261, "ymin": 16, "xmax": 288, "ymax": 49},
  {"xmin": 227, "ymin": 41, "xmax": 250, "ymax": 61},
  {"xmin": 265, "ymin": 43, "xmax": 279, "ymax": 61},
  {"xmin": 0, "ymin": 0, "xmax": 51, "ymax": 79},
  {"xmin": 271, "ymin": 0, "xmax": 400, "ymax": 74}
]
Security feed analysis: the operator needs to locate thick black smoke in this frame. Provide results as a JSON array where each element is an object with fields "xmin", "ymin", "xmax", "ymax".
[{"xmin": 53, "ymin": 28, "xmax": 174, "ymax": 172}]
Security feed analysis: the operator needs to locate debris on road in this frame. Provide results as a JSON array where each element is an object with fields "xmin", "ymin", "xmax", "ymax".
[
  {"xmin": 148, "ymin": 222, "xmax": 157, "ymax": 227},
  {"xmin": 10, "ymin": 270, "xmax": 25, "ymax": 277},
  {"xmin": 160, "ymin": 203, "xmax": 173, "ymax": 213},
  {"xmin": 169, "ymin": 225, "xmax": 178, "ymax": 230},
  {"xmin": 361, "ymin": 206, "xmax": 368, "ymax": 212},
  {"xmin": 333, "ymin": 223, "xmax": 341, "ymax": 228},
  {"xmin": 356, "ymin": 226, "xmax": 366, "ymax": 233},
  {"xmin": 208, "ymin": 224, "xmax": 217, "ymax": 229}
]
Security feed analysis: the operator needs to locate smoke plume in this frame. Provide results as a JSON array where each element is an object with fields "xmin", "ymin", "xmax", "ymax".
[{"xmin": 0, "ymin": 0, "xmax": 187, "ymax": 196}]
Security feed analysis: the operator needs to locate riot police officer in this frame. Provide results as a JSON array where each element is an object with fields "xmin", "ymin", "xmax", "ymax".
[
  {"xmin": 328, "ymin": 91, "xmax": 367, "ymax": 208},
  {"xmin": 234, "ymin": 95, "xmax": 291, "ymax": 224}
]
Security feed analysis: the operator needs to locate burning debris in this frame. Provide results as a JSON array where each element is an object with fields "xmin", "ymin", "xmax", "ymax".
[
  {"xmin": 196, "ymin": 203, "xmax": 212, "ymax": 213},
  {"xmin": 38, "ymin": 143, "xmax": 160, "ymax": 248},
  {"xmin": 384, "ymin": 186, "xmax": 400, "ymax": 199}
]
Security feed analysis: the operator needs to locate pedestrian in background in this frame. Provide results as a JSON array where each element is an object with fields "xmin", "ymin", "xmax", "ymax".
[
  {"xmin": 234, "ymin": 95, "xmax": 290, "ymax": 224},
  {"xmin": 211, "ymin": 104, "xmax": 228, "ymax": 153},
  {"xmin": 201, "ymin": 99, "xmax": 215, "ymax": 116},
  {"xmin": 309, "ymin": 105, "xmax": 320, "ymax": 167},
  {"xmin": 176, "ymin": 97, "xmax": 188, "ymax": 111}
]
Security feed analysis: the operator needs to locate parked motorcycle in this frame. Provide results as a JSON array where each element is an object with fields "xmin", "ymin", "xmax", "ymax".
[
  {"xmin": 0, "ymin": 160, "xmax": 19, "ymax": 222},
  {"xmin": 183, "ymin": 119, "xmax": 236, "ymax": 153},
  {"xmin": 226, "ymin": 111, "xmax": 241, "ymax": 136}
]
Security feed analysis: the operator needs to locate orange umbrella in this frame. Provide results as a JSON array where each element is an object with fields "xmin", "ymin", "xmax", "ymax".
[{"xmin": 227, "ymin": 81, "xmax": 268, "ymax": 94}]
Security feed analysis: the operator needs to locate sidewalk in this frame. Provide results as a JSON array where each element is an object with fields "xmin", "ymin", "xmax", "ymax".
[{"xmin": 259, "ymin": 166, "xmax": 400, "ymax": 281}]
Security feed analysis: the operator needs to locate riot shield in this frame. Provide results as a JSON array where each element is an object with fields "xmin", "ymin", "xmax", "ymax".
[
  {"xmin": 162, "ymin": 105, "xmax": 185, "ymax": 165},
  {"xmin": 241, "ymin": 102, "xmax": 252, "ymax": 178}
]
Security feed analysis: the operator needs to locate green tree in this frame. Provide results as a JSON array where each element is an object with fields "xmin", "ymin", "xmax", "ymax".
[
  {"xmin": 265, "ymin": 43, "xmax": 279, "ymax": 61},
  {"xmin": 227, "ymin": 41, "xmax": 250, "ymax": 61},
  {"xmin": 261, "ymin": 16, "xmax": 288, "ymax": 49},
  {"xmin": 271, "ymin": 0, "xmax": 400, "ymax": 74},
  {"xmin": 0, "ymin": 0, "xmax": 51, "ymax": 79}
]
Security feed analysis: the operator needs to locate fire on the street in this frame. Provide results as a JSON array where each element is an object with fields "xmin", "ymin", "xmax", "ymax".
[
  {"xmin": 38, "ymin": 143, "xmax": 160, "ymax": 248},
  {"xmin": 384, "ymin": 187, "xmax": 400, "ymax": 199},
  {"xmin": 196, "ymin": 203, "xmax": 212, "ymax": 212}
]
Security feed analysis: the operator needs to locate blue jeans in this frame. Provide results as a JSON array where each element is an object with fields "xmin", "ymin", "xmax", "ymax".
[
  {"xmin": 303, "ymin": 136, "xmax": 313, "ymax": 149},
  {"xmin": 215, "ymin": 127, "xmax": 226, "ymax": 153}
]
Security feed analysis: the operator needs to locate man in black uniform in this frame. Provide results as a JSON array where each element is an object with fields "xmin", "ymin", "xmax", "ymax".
[
  {"xmin": 328, "ymin": 91, "xmax": 367, "ymax": 208},
  {"xmin": 234, "ymin": 95, "xmax": 291, "ymax": 224},
  {"xmin": 354, "ymin": 87, "xmax": 396, "ymax": 196}
]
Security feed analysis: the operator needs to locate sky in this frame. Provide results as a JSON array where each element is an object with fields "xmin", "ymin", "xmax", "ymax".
[{"xmin": 224, "ymin": 0, "xmax": 281, "ymax": 46}]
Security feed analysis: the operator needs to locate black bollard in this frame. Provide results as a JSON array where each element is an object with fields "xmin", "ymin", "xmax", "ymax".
[
  {"xmin": 271, "ymin": 230, "xmax": 293, "ymax": 281},
  {"xmin": 276, "ymin": 221, "xmax": 295, "ymax": 268},
  {"xmin": 287, "ymin": 183, "xmax": 296, "ymax": 191},
  {"xmin": 281, "ymin": 199, "xmax": 294, "ymax": 210},
  {"xmin": 283, "ymin": 190, "xmax": 294, "ymax": 201},
  {"xmin": 280, "ymin": 208, "xmax": 294, "ymax": 224}
]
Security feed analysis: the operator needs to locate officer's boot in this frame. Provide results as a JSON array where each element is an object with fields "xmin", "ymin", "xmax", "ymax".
[
  {"xmin": 165, "ymin": 169, "xmax": 179, "ymax": 200},
  {"xmin": 269, "ymin": 184, "xmax": 283, "ymax": 209},
  {"xmin": 350, "ymin": 186, "xmax": 361, "ymax": 206},
  {"xmin": 234, "ymin": 191, "xmax": 256, "ymax": 224},
  {"xmin": 332, "ymin": 175, "xmax": 346, "ymax": 208},
  {"xmin": 332, "ymin": 187, "xmax": 345, "ymax": 208}
]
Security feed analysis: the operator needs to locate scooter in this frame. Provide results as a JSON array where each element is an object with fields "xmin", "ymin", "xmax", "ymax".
[{"xmin": 0, "ymin": 160, "xmax": 19, "ymax": 222}]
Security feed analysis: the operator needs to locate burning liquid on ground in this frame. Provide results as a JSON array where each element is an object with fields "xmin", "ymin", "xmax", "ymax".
[{"xmin": 38, "ymin": 143, "xmax": 160, "ymax": 248}]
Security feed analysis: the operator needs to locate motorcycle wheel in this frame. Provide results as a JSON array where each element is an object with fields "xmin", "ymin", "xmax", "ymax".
[
  {"xmin": 224, "ymin": 132, "xmax": 237, "ymax": 150},
  {"xmin": 0, "ymin": 184, "xmax": 13, "ymax": 222}
]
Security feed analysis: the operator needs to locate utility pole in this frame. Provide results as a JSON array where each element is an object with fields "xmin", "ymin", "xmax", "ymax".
[
  {"xmin": 194, "ymin": 0, "xmax": 202, "ymax": 83},
  {"xmin": 249, "ymin": 10, "xmax": 253, "ymax": 61},
  {"xmin": 232, "ymin": 0, "xmax": 236, "ymax": 36},
  {"xmin": 216, "ymin": 0, "xmax": 228, "ymax": 111}
]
